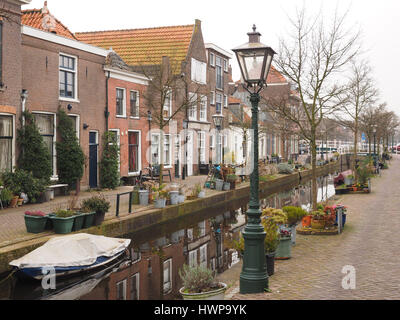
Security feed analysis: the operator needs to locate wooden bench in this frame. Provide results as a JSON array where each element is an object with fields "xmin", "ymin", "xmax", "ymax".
[{"xmin": 47, "ymin": 184, "xmax": 69, "ymax": 197}]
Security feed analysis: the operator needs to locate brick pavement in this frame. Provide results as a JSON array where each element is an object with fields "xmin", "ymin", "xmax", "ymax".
[
  {"xmin": 226, "ymin": 155, "xmax": 400, "ymax": 300},
  {"xmin": 0, "ymin": 175, "xmax": 209, "ymax": 249}
]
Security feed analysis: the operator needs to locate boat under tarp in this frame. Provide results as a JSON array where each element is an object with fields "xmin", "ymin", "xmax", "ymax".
[{"xmin": 10, "ymin": 233, "xmax": 131, "ymax": 280}]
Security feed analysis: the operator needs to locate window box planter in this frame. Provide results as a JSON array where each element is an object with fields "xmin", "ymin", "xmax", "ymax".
[
  {"xmin": 72, "ymin": 212, "xmax": 86, "ymax": 231},
  {"xmin": 275, "ymin": 236, "xmax": 292, "ymax": 260},
  {"xmin": 265, "ymin": 252, "xmax": 276, "ymax": 276},
  {"xmin": 24, "ymin": 214, "xmax": 48, "ymax": 234},
  {"xmin": 179, "ymin": 282, "xmax": 227, "ymax": 300},
  {"xmin": 50, "ymin": 215, "xmax": 75, "ymax": 234},
  {"xmin": 83, "ymin": 212, "xmax": 95, "ymax": 228},
  {"xmin": 94, "ymin": 211, "xmax": 106, "ymax": 226}
]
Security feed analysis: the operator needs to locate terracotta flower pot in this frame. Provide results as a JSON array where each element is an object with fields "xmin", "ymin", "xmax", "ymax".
[{"xmin": 302, "ymin": 215, "xmax": 312, "ymax": 227}]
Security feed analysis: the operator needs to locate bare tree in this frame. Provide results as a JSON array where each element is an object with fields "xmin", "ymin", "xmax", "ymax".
[
  {"xmin": 335, "ymin": 60, "xmax": 378, "ymax": 180},
  {"xmin": 266, "ymin": 6, "xmax": 360, "ymax": 210}
]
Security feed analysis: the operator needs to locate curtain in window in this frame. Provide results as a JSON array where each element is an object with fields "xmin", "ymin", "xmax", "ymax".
[
  {"xmin": 163, "ymin": 260, "xmax": 171, "ymax": 293},
  {"xmin": 33, "ymin": 114, "xmax": 54, "ymax": 164},
  {"xmin": 151, "ymin": 134, "xmax": 159, "ymax": 165},
  {"xmin": 128, "ymin": 132, "xmax": 139, "ymax": 173},
  {"xmin": 164, "ymin": 135, "xmax": 170, "ymax": 166}
]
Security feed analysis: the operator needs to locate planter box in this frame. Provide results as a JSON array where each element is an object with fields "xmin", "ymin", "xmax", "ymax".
[
  {"xmin": 94, "ymin": 211, "xmax": 106, "ymax": 226},
  {"xmin": 83, "ymin": 212, "xmax": 95, "ymax": 228},
  {"xmin": 275, "ymin": 236, "xmax": 292, "ymax": 260},
  {"xmin": 50, "ymin": 216, "xmax": 75, "ymax": 234},
  {"xmin": 266, "ymin": 252, "xmax": 276, "ymax": 276},
  {"xmin": 72, "ymin": 213, "xmax": 86, "ymax": 231},
  {"xmin": 180, "ymin": 282, "xmax": 227, "ymax": 300},
  {"xmin": 24, "ymin": 215, "xmax": 47, "ymax": 234}
]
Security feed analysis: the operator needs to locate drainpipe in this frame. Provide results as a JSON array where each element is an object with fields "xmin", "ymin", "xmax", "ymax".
[{"xmin": 105, "ymin": 71, "xmax": 110, "ymax": 131}]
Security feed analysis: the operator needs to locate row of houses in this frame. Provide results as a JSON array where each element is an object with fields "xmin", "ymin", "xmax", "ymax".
[{"xmin": 0, "ymin": 0, "xmax": 299, "ymax": 190}]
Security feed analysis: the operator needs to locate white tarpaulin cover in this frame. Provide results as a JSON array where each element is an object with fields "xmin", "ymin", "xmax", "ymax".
[{"xmin": 10, "ymin": 233, "xmax": 131, "ymax": 268}]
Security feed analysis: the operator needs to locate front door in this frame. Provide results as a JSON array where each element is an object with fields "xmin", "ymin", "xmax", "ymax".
[{"xmin": 89, "ymin": 131, "xmax": 98, "ymax": 188}]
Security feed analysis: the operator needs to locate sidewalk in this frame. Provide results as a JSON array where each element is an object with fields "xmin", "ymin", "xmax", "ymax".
[
  {"xmin": 0, "ymin": 175, "xmax": 209, "ymax": 249},
  {"xmin": 224, "ymin": 155, "xmax": 400, "ymax": 300}
]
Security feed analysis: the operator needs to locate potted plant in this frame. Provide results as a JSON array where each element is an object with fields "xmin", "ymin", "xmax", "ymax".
[
  {"xmin": 24, "ymin": 210, "xmax": 48, "ymax": 234},
  {"xmin": 195, "ymin": 184, "xmax": 205, "ymax": 198},
  {"xmin": 261, "ymin": 216, "xmax": 280, "ymax": 276},
  {"xmin": 311, "ymin": 210, "xmax": 326, "ymax": 229},
  {"xmin": 275, "ymin": 227, "xmax": 292, "ymax": 260},
  {"xmin": 178, "ymin": 186, "xmax": 186, "ymax": 203},
  {"xmin": 0, "ymin": 187, "xmax": 13, "ymax": 207},
  {"xmin": 282, "ymin": 206, "xmax": 308, "ymax": 245},
  {"xmin": 152, "ymin": 184, "xmax": 168, "ymax": 208},
  {"xmin": 179, "ymin": 264, "xmax": 227, "ymax": 300},
  {"xmin": 81, "ymin": 194, "xmax": 111, "ymax": 226},
  {"xmin": 345, "ymin": 174, "xmax": 354, "ymax": 186},
  {"xmin": 80, "ymin": 207, "xmax": 96, "ymax": 229},
  {"xmin": 215, "ymin": 179, "xmax": 224, "ymax": 191},
  {"xmin": 50, "ymin": 209, "xmax": 76, "ymax": 234}
]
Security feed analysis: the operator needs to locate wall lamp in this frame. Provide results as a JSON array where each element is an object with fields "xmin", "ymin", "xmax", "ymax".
[{"xmin": 83, "ymin": 123, "xmax": 89, "ymax": 130}]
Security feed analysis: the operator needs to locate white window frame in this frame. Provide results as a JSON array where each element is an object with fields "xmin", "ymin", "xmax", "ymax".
[
  {"xmin": 164, "ymin": 134, "xmax": 172, "ymax": 168},
  {"xmin": 198, "ymin": 131, "xmax": 206, "ymax": 164},
  {"xmin": 191, "ymin": 58, "xmax": 207, "ymax": 84},
  {"xmin": 199, "ymin": 244, "xmax": 207, "ymax": 268},
  {"xmin": 215, "ymin": 56, "xmax": 223, "ymax": 90},
  {"xmin": 216, "ymin": 93, "xmax": 222, "ymax": 114},
  {"xmin": 189, "ymin": 249, "xmax": 198, "ymax": 267},
  {"xmin": 116, "ymin": 87, "xmax": 127, "ymax": 118},
  {"xmin": 210, "ymin": 134, "xmax": 215, "ymax": 149},
  {"xmin": 223, "ymin": 95, "xmax": 228, "ymax": 108},
  {"xmin": 59, "ymin": 52, "xmax": 79, "ymax": 103},
  {"xmin": 68, "ymin": 114, "xmax": 80, "ymax": 141},
  {"xmin": 188, "ymin": 92, "xmax": 197, "ymax": 121},
  {"xmin": 210, "ymin": 52, "xmax": 215, "ymax": 67},
  {"xmin": 163, "ymin": 259, "xmax": 172, "ymax": 295},
  {"xmin": 163, "ymin": 88, "xmax": 172, "ymax": 119},
  {"xmin": 128, "ymin": 130, "xmax": 141, "ymax": 175},
  {"xmin": 130, "ymin": 273, "xmax": 140, "ymax": 300},
  {"xmin": 130, "ymin": 248, "xmax": 142, "ymax": 264},
  {"xmin": 187, "ymin": 228, "xmax": 193, "ymax": 241},
  {"xmin": 199, "ymin": 96, "xmax": 207, "ymax": 122},
  {"xmin": 32, "ymin": 111, "xmax": 58, "ymax": 180},
  {"xmin": 116, "ymin": 279, "xmax": 127, "ymax": 300},
  {"xmin": 129, "ymin": 90, "xmax": 140, "ymax": 119},
  {"xmin": 0, "ymin": 113, "xmax": 16, "ymax": 172},
  {"xmin": 210, "ymin": 91, "xmax": 215, "ymax": 105},
  {"xmin": 223, "ymin": 59, "xmax": 228, "ymax": 72}
]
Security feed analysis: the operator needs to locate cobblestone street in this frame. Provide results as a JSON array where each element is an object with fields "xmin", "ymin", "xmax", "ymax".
[{"xmin": 226, "ymin": 155, "xmax": 400, "ymax": 300}]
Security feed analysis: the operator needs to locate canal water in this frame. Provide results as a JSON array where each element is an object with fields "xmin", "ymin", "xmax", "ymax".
[{"xmin": 0, "ymin": 175, "xmax": 336, "ymax": 300}]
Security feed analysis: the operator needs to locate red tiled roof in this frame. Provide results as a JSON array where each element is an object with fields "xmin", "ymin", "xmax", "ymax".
[
  {"xmin": 234, "ymin": 65, "xmax": 287, "ymax": 85},
  {"xmin": 22, "ymin": 6, "xmax": 77, "ymax": 40},
  {"xmin": 268, "ymin": 66, "xmax": 287, "ymax": 84},
  {"xmin": 229, "ymin": 97, "xmax": 241, "ymax": 104},
  {"xmin": 75, "ymin": 24, "xmax": 195, "ymax": 66}
]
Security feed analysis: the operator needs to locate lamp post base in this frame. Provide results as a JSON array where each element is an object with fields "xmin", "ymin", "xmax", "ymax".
[{"xmin": 239, "ymin": 227, "xmax": 268, "ymax": 294}]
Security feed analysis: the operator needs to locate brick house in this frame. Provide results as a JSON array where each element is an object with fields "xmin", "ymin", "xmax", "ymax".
[
  {"xmin": 205, "ymin": 43, "xmax": 233, "ymax": 166},
  {"xmin": 104, "ymin": 51, "xmax": 150, "ymax": 181},
  {"xmin": 0, "ymin": 0, "xmax": 31, "ymax": 173},
  {"xmin": 76, "ymin": 20, "xmax": 231, "ymax": 177},
  {"xmin": 231, "ymin": 65, "xmax": 300, "ymax": 161},
  {"xmin": 20, "ymin": 3, "xmax": 108, "ymax": 189}
]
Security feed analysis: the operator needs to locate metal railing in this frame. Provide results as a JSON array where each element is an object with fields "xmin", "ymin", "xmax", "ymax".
[{"xmin": 115, "ymin": 191, "xmax": 133, "ymax": 217}]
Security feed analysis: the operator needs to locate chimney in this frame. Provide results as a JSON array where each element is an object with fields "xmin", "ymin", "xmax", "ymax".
[{"xmin": 247, "ymin": 24, "xmax": 261, "ymax": 43}]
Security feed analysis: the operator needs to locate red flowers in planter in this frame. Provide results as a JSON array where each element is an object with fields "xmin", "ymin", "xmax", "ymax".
[{"xmin": 25, "ymin": 211, "xmax": 46, "ymax": 217}]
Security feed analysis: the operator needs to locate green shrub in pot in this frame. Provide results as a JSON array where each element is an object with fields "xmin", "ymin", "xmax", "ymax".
[{"xmin": 81, "ymin": 194, "xmax": 111, "ymax": 226}]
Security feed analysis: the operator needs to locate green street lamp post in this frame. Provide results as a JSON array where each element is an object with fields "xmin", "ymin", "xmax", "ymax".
[{"xmin": 232, "ymin": 25, "xmax": 276, "ymax": 294}]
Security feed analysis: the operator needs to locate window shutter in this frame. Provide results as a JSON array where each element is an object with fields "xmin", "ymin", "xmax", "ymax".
[{"xmin": 136, "ymin": 91, "xmax": 140, "ymax": 107}]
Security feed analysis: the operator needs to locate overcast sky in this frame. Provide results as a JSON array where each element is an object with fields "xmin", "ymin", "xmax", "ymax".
[{"xmin": 24, "ymin": 0, "xmax": 400, "ymax": 116}]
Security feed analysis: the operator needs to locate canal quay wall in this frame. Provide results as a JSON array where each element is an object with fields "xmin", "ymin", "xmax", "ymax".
[{"xmin": 0, "ymin": 157, "xmax": 352, "ymax": 275}]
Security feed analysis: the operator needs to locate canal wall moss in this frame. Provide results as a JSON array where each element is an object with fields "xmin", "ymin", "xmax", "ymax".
[{"xmin": 0, "ymin": 158, "xmax": 351, "ymax": 275}]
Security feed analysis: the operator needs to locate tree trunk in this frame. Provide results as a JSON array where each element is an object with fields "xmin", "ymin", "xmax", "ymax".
[
  {"xmin": 159, "ymin": 130, "xmax": 164, "ymax": 185},
  {"xmin": 353, "ymin": 120, "xmax": 358, "ymax": 182},
  {"xmin": 311, "ymin": 131, "xmax": 318, "ymax": 211}
]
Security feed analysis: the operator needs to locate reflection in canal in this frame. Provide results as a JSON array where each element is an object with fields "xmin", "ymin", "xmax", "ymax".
[{"xmin": 0, "ymin": 175, "xmax": 335, "ymax": 300}]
